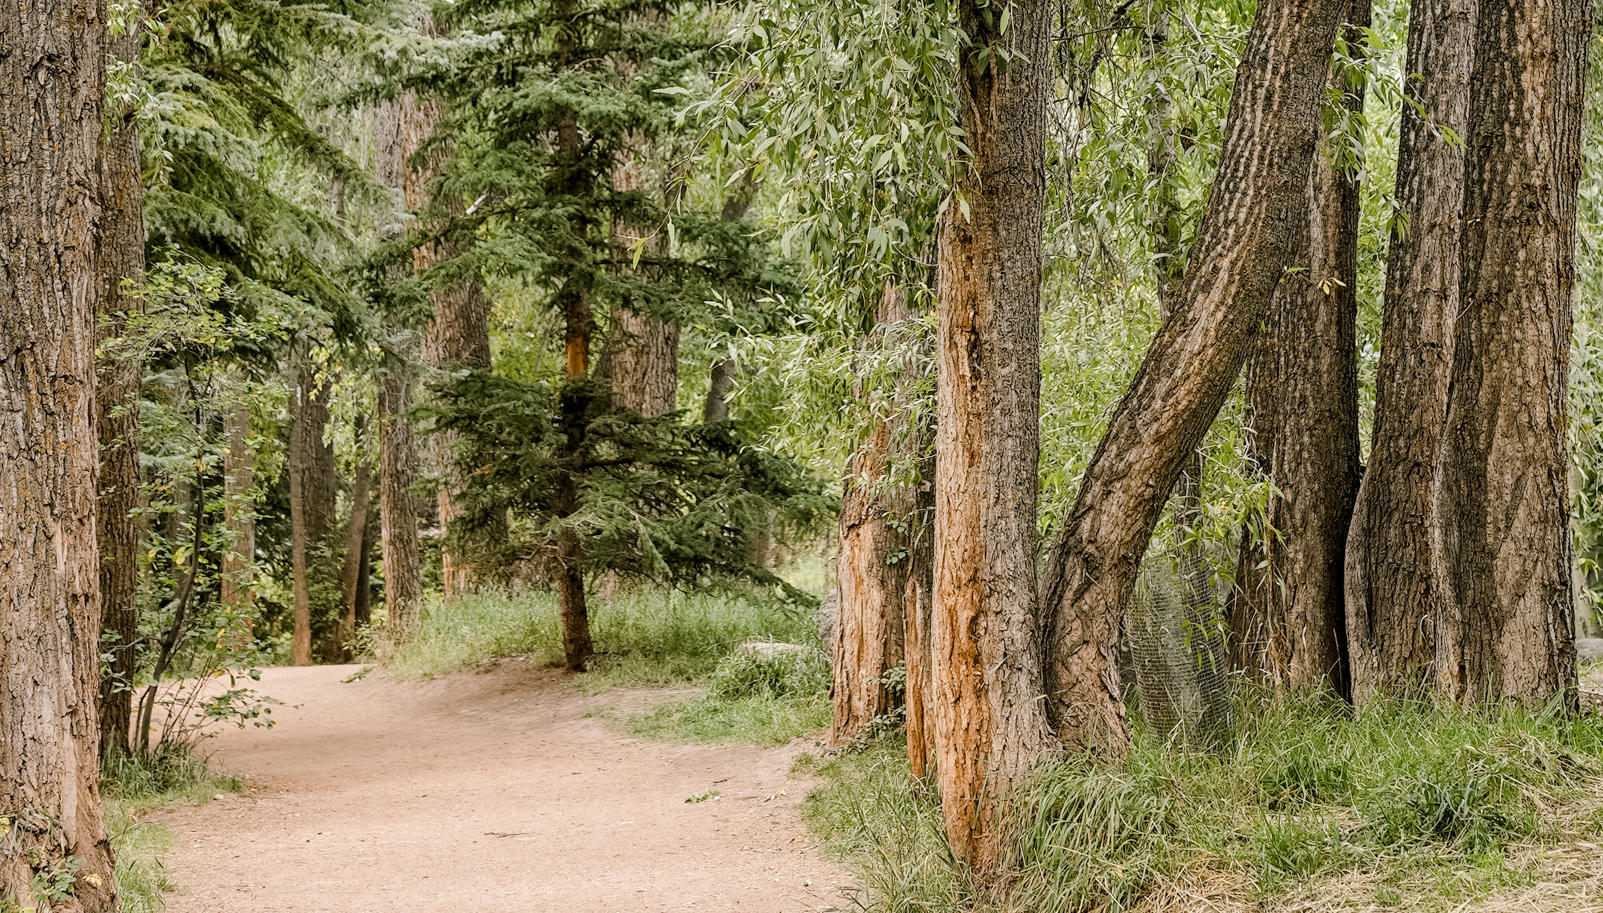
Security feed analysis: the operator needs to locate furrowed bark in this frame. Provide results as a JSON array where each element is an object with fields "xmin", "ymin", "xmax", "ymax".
[
  {"xmin": 0, "ymin": 0, "xmax": 119, "ymax": 904},
  {"xmin": 1435, "ymin": 0, "xmax": 1590, "ymax": 704},
  {"xmin": 1346, "ymin": 0, "xmax": 1476, "ymax": 705},
  {"xmin": 931, "ymin": 0, "xmax": 1056, "ymax": 875},
  {"xmin": 1041, "ymin": 0, "xmax": 1346, "ymax": 750},
  {"xmin": 96, "ymin": 13, "xmax": 147, "ymax": 759},
  {"xmin": 1234, "ymin": 6, "xmax": 1365, "ymax": 693},
  {"xmin": 221, "ymin": 396, "xmax": 257, "ymax": 620}
]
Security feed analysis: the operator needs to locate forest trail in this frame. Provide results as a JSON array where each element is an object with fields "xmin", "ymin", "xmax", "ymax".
[{"xmin": 148, "ymin": 663, "xmax": 849, "ymax": 913}]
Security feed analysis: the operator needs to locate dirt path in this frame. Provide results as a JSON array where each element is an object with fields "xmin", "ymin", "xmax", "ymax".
[{"xmin": 149, "ymin": 663, "xmax": 849, "ymax": 913}]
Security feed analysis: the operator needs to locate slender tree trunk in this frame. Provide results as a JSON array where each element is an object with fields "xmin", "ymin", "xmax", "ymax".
[
  {"xmin": 830, "ymin": 283, "xmax": 915, "ymax": 746},
  {"xmin": 1435, "ymin": 0, "xmax": 1590, "ymax": 704},
  {"xmin": 704, "ymin": 359, "xmax": 736, "ymax": 422},
  {"xmin": 355, "ymin": 518, "xmax": 375, "ymax": 629},
  {"xmin": 221, "ymin": 396, "xmax": 257, "ymax": 617},
  {"xmin": 96, "ymin": 14, "xmax": 146, "ymax": 759},
  {"xmin": 931, "ymin": 0, "xmax": 1055, "ymax": 875},
  {"xmin": 1345, "ymin": 0, "xmax": 1477, "ymax": 704},
  {"xmin": 1040, "ymin": 0, "xmax": 1345, "ymax": 751},
  {"xmin": 1233, "ymin": 8, "xmax": 1365, "ymax": 692},
  {"xmin": 288, "ymin": 354, "xmax": 328, "ymax": 666},
  {"xmin": 375, "ymin": 99, "xmax": 427, "ymax": 636},
  {"xmin": 0, "ymin": 0, "xmax": 119, "ymax": 905},
  {"xmin": 903, "ymin": 295, "xmax": 937, "ymax": 781},
  {"xmin": 338, "ymin": 444, "xmax": 375, "ymax": 657}
]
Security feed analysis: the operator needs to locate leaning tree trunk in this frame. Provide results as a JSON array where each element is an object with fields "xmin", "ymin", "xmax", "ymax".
[
  {"xmin": 375, "ymin": 99, "xmax": 426, "ymax": 636},
  {"xmin": 1435, "ymin": 0, "xmax": 1590, "ymax": 705},
  {"xmin": 402, "ymin": 14, "xmax": 497, "ymax": 598},
  {"xmin": 1040, "ymin": 0, "xmax": 1346, "ymax": 751},
  {"xmin": 1345, "ymin": 0, "xmax": 1477, "ymax": 705},
  {"xmin": 931, "ymin": 0, "xmax": 1056, "ymax": 876},
  {"xmin": 1233, "ymin": 8, "xmax": 1365, "ymax": 693},
  {"xmin": 96, "ymin": 14, "xmax": 146, "ymax": 759},
  {"xmin": 0, "ymin": 0, "xmax": 120, "ymax": 907},
  {"xmin": 830, "ymin": 282, "xmax": 916, "ymax": 746}
]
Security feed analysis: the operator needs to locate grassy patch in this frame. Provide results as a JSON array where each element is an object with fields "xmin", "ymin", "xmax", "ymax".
[
  {"xmin": 805, "ymin": 691, "xmax": 1603, "ymax": 913},
  {"xmin": 103, "ymin": 746, "xmax": 243, "ymax": 912},
  {"xmin": 628, "ymin": 644, "xmax": 831, "ymax": 744}
]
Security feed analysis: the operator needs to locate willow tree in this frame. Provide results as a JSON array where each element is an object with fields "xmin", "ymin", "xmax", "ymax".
[{"xmin": 0, "ymin": 0, "xmax": 120, "ymax": 908}]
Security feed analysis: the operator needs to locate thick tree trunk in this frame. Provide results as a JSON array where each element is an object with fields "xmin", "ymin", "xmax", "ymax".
[
  {"xmin": 400, "ymin": 18, "xmax": 497, "ymax": 597},
  {"xmin": 1345, "ymin": 0, "xmax": 1476, "ymax": 704},
  {"xmin": 0, "ymin": 0, "xmax": 119, "ymax": 906},
  {"xmin": 375, "ymin": 99, "xmax": 427, "ymax": 637},
  {"xmin": 96, "ymin": 16, "xmax": 146, "ymax": 759},
  {"xmin": 221, "ymin": 397, "xmax": 257, "ymax": 615},
  {"xmin": 288, "ymin": 354, "xmax": 331, "ymax": 666},
  {"xmin": 1233, "ymin": 10, "xmax": 1365, "ymax": 692},
  {"xmin": 1040, "ymin": 0, "xmax": 1345, "ymax": 751},
  {"xmin": 931, "ymin": 0, "xmax": 1055, "ymax": 875},
  {"xmin": 1435, "ymin": 0, "xmax": 1590, "ymax": 704},
  {"xmin": 830, "ymin": 285, "xmax": 915, "ymax": 746}
]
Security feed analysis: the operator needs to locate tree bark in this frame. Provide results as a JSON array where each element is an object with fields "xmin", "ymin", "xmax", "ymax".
[
  {"xmin": 0, "ymin": 0, "xmax": 119, "ymax": 905},
  {"xmin": 338, "ymin": 441, "xmax": 375, "ymax": 658},
  {"xmin": 1233, "ymin": 8, "xmax": 1365, "ymax": 692},
  {"xmin": 1435, "ymin": 0, "xmax": 1590, "ymax": 704},
  {"xmin": 221, "ymin": 396, "xmax": 257, "ymax": 616},
  {"xmin": 1345, "ymin": 0, "xmax": 1477, "ymax": 704},
  {"xmin": 931, "ymin": 0, "xmax": 1056, "ymax": 875},
  {"xmin": 96, "ymin": 14, "xmax": 146, "ymax": 759},
  {"xmin": 288, "ymin": 353, "xmax": 331, "ymax": 666},
  {"xmin": 830, "ymin": 283, "xmax": 916, "ymax": 746},
  {"xmin": 1040, "ymin": 0, "xmax": 1345, "ymax": 751}
]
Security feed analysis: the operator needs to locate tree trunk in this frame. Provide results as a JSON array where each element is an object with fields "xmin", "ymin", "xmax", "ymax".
[
  {"xmin": 221, "ymin": 397, "xmax": 257, "ymax": 617},
  {"xmin": 338, "ymin": 443, "xmax": 375, "ymax": 657},
  {"xmin": 401, "ymin": 15, "xmax": 497, "ymax": 598},
  {"xmin": 830, "ymin": 283, "xmax": 916, "ymax": 746},
  {"xmin": 355, "ymin": 518, "xmax": 375, "ymax": 629},
  {"xmin": 1345, "ymin": 0, "xmax": 1477, "ymax": 705},
  {"xmin": 0, "ymin": 0, "xmax": 119, "ymax": 906},
  {"xmin": 1233, "ymin": 8, "xmax": 1365, "ymax": 692},
  {"xmin": 931, "ymin": 0, "xmax": 1056, "ymax": 875},
  {"xmin": 96, "ymin": 15, "xmax": 146, "ymax": 759},
  {"xmin": 903, "ymin": 311, "xmax": 937, "ymax": 781},
  {"xmin": 1435, "ymin": 0, "xmax": 1590, "ymax": 705},
  {"xmin": 288, "ymin": 353, "xmax": 330, "ymax": 666},
  {"xmin": 1040, "ymin": 0, "xmax": 1345, "ymax": 751},
  {"xmin": 703, "ymin": 359, "xmax": 736, "ymax": 422},
  {"xmin": 375, "ymin": 98, "xmax": 427, "ymax": 637}
]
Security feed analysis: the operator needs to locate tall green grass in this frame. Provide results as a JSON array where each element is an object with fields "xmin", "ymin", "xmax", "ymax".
[
  {"xmin": 805, "ymin": 690, "xmax": 1603, "ymax": 913},
  {"xmin": 103, "ymin": 747, "xmax": 243, "ymax": 912}
]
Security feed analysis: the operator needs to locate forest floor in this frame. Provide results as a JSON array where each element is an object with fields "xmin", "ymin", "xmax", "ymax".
[{"xmin": 146, "ymin": 662, "xmax": 849, "ymax": 913}]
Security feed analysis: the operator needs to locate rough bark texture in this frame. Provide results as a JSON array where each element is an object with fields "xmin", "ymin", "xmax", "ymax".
[
  {"xmin": 1346, "ymin": 0, "xmax": 1476, "ymax": 706},
  {"xmin": 221, "ymin": 397, "xmax": 257, "ymax": 615},
  {"xmin": 0, "ymin": 0, "xmax": 120, "ymax": 906},
  {"xmin": 931, "ymin": 0, "xmax": 1055, "ymax": 875},
  {"xmin": 830, "ymin": 284, "xmax": 916, "ymax": 746},
  {"xmin": 1434, "ymin": 0, "xmax": 1590, "ymax": 704},
  {"xmin": 703, "ymin": 359, "xmax": 736, "ymax": 422},
  {"xmin": 375, "ymin": 99, "xmax": 425, "ymax": 636},
  {"xmin": 1040, "ymin": 0, "xmax": 1344, "ymax": 751},
  {"xmin": 337, "ymin": 450, "xmax": 375, "ymax": 657},
  {"xmin": 288, "ymin": 354, "xmax": 332, "ymax": 666},
  {"xmin": 96, "ymin": 16, "xmax": 146, "ymax": 759},
  {"xmin": 1233, "ymin": 11, "xmax": 1365, "ymax": 692},
  {"xmin": 401, "ymin": 17, "xmax": 496, "ymax": 597}
]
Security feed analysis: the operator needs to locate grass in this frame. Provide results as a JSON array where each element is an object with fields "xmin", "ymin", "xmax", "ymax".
[
  {"xmin": 803, "ymin": 689, "xmax": 1603, "ymax": 913},
  {"xmin": 102, "ymin": 746, "xmax": 243, "ymax": 913},
  {"xmin": 376, "ymin": 572, "xmax": 832, "ymax": 743}
]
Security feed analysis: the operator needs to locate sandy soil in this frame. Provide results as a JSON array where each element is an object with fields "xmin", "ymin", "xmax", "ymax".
[{"xmin": 148, "ymin": 663, "xmax": 850, "ymax": 913}]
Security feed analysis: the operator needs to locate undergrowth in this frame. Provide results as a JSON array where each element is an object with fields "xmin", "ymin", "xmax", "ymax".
[
  {"xmin": 102, "ymin": 746, "xmax": 243, "ymax": 913},
  {"xmin": 804, "ymin": 690, "xmax": 1603, "ymax": 913}
]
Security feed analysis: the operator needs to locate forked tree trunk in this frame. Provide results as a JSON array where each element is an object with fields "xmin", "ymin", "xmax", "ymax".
[
  {"xmin": 830, "ymin": 283, "xmax": 914, "ymax": 746},
  {"xmin": 0, "ymin": 1, "xmax": 119, "ymax": 907},
  {"xmin": 375, "ymin": 99, "xmax": 426, "ymax": 636},
  {"xmin": 1345, "ymin": 0, "xmax": 1477, "ymax": 705},
  {"xmin": 1040, "ymin": 0, "xmax": 1345, "ymax": 751},
  {"xmin": 1435, "ymin": 0, "xmax": 1590, "ymax": 704},
  {"xmin": 1233, "ymin": 9, "xmax": 1365, "ymax": 692},
  {"xmin": 931, "ymin": 0, "xmax": 1056, "ymax": 875},
  {"xmin": 96, "ymin": 15, "xmax": 146, "ymax": 759}
]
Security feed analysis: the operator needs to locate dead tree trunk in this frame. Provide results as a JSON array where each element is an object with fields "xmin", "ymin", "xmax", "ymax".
[
  {"xmin": 96, "ymin": 15, "xmax": 147, "ymax": 759},
  {"xmin": 1435, "ymin": 0, "xmax": 1590, "ymax": 704},
  {"xmin": 1040, "ymin": 0, "xmax": 1346, "ymax": 751},
  {"xmin": 0, "ymin": 0, "xmax": 120, "ymax": 906},
  {"xmin": 931, "ymin": 0, "xmax": 1056, "ymax": 875},
  {"xmin": 1233, "ymin": 8, "xmax": 1365, "ymax": 692},
  {"xmin": 1345, "ymin": 0, "xmax": 1477, "ymax": 705}
]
